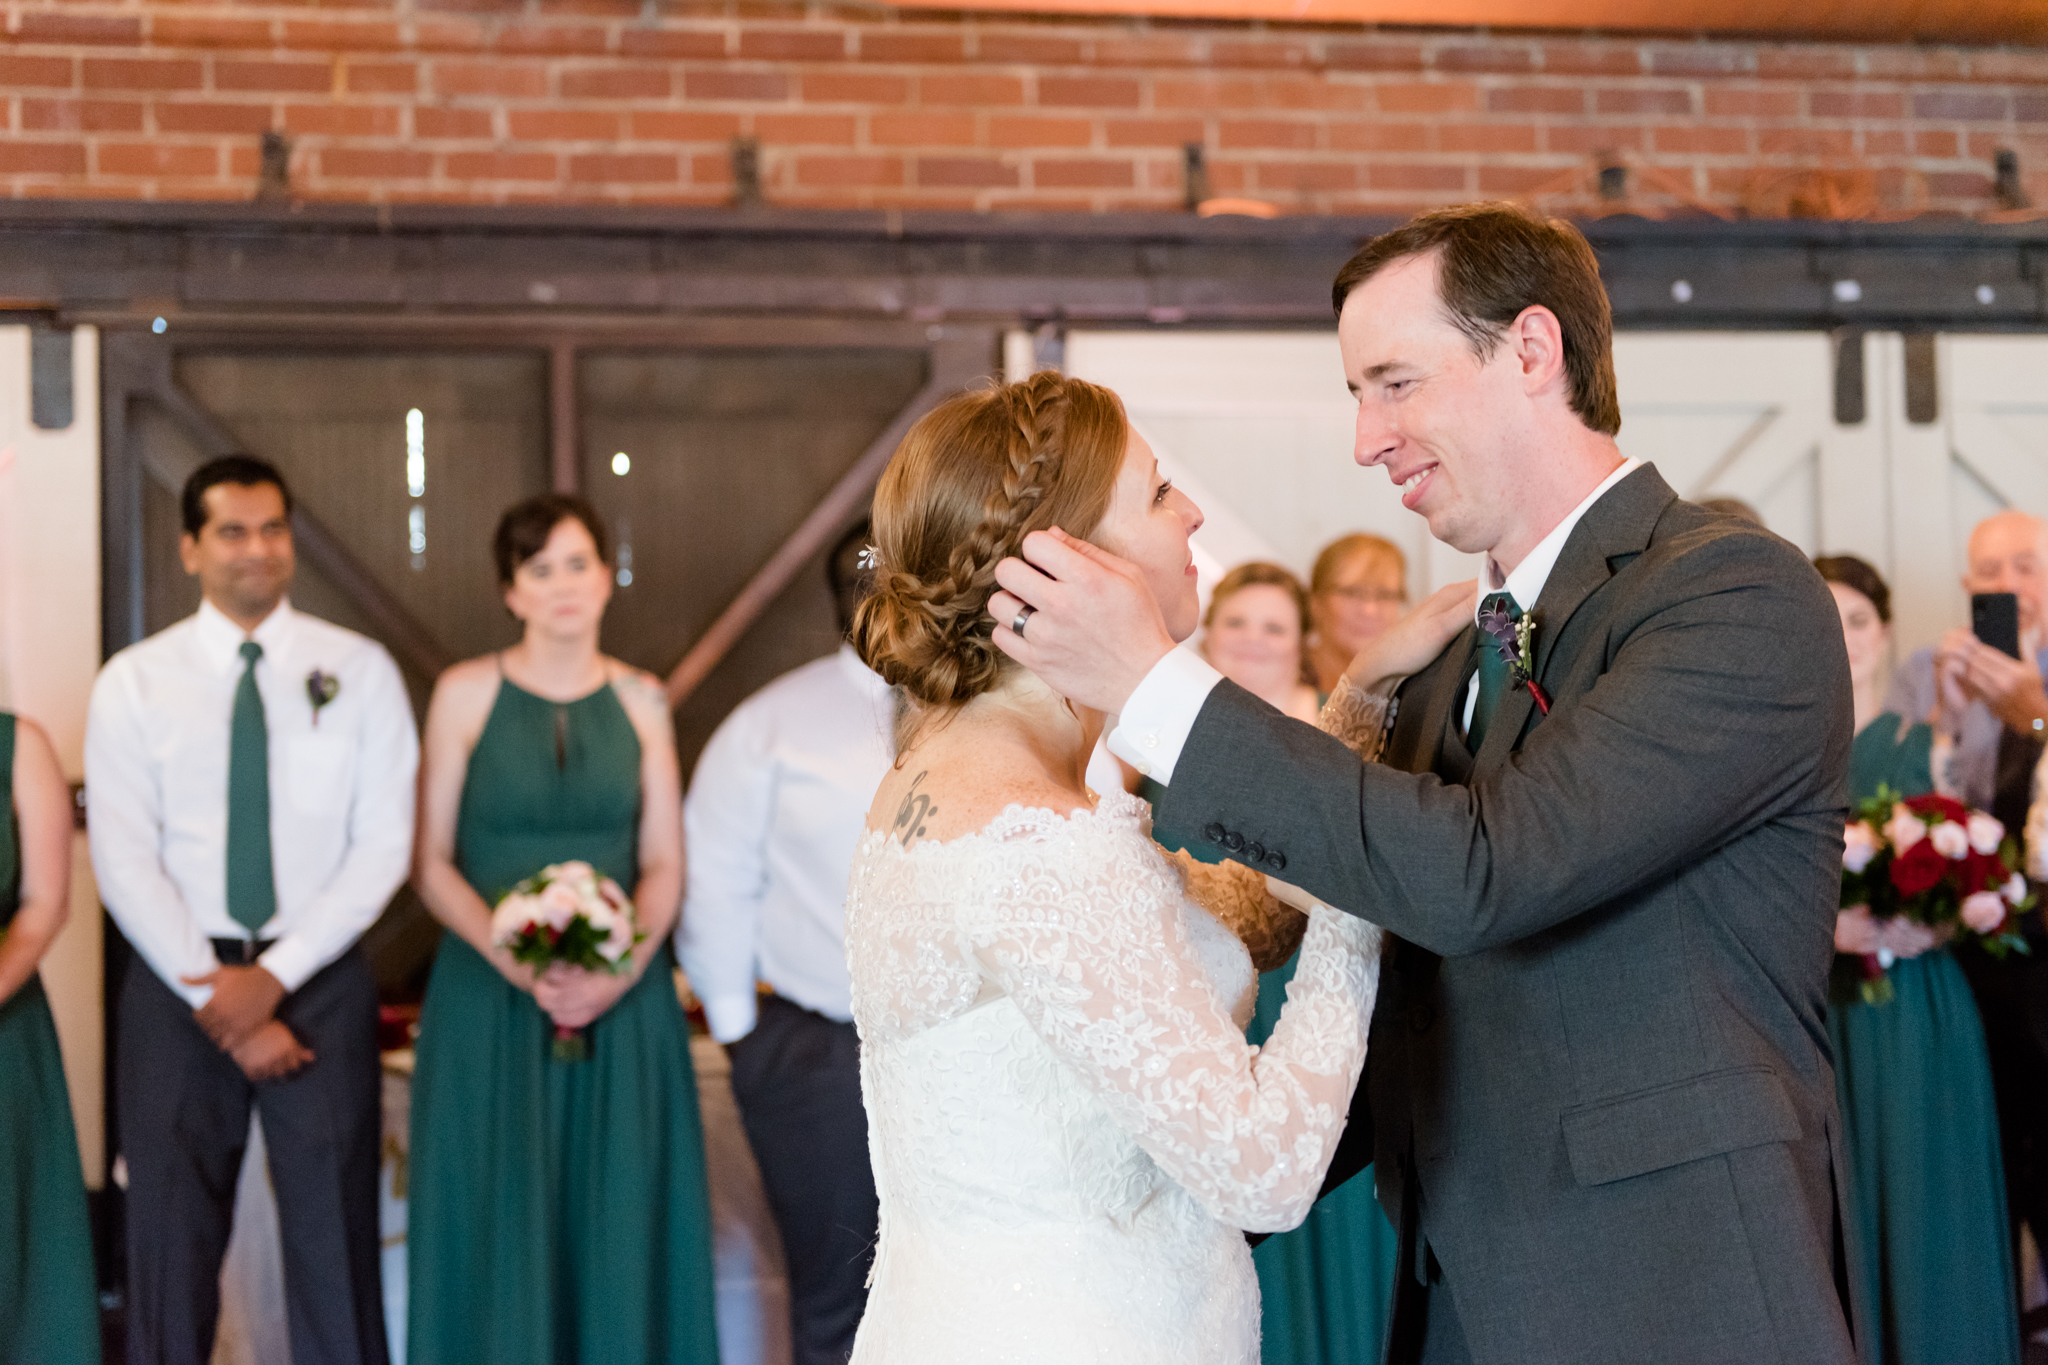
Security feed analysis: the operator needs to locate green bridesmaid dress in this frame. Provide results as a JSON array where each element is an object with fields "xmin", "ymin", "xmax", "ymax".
[
  {"xmin": 407, "ymin": 678, "xmax": 719, "ymax": 1365},
  {"xmin": 1827, "ymin": 713, "xmax": 2019, "ymax": 1365},
  {"xmin": 0, "ymin": 713, "xmax": 101, "ymax": 1365},
  {"xmin": 1140, "ymin": 772, "xmax": 1397, "ymax": 1365}
]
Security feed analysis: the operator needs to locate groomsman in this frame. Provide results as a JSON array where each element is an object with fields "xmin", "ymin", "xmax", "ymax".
[
  {"xmin": 87, "ymin": 455, "xmax": 417, "ymax": 1365},
  {"xmin": 677, "ymin": 524, "xmax": 891, "ymax": 1365}
]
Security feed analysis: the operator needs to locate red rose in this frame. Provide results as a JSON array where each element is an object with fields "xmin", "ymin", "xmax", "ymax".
[
  {"xmin": 1961, "ymin": 850, "xmax": 2006, "ymax": 895},
  {"xmin": 1904, "ymin": 793, "xmax": 1969, "ymax": 825},
  {"xmin": 1890, "ymin": 839, "xmax": 1947, "ymax": 898}
]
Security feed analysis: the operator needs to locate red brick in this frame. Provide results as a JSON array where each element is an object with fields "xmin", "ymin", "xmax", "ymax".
[
  {"xmin": 1378, "ymin": 81, "xmax": 1479, "ymax": 114},
  {"xmin": 1923, "ymin": 170, "xmax": 1994, "ymax": 198},
  {"xmin": 149, "ymin": 15, "xmax": 273, "ymax": 49},
  {"xmin": 0, "ymin": 55, "xmax": 76, "ymax": 90},
  {"xmin": 555, "ymin": 65, "xmax": 670, "ymax": 99},
  {"xmin": 1755, "ymin": 47, "xmax": 1859, "ymax": 80},
  {"xmin": 445, "ymin": 150, "xmax": 560, "ymax": 179},
  {"xmin": 1539, "ymin": 41, "xmax": 1641, "ymax": 76},
  {"xmin": 793, "ymin": 153, "xmax": 903, "ymax": 186},
  {"xmin": 687, "ymin": 151, "xmax": 733, "ymax": 184},
  {"xmin": 1324, "ymin": 41, "xmax": 1426, "ymax": 73},
  {"xmin": 1759, "ymin": 127, "xmax": 1855, "ymax": 157},
  {"xmin": 216, "ymin": 61, "xmax": 333, "ymax": 94},
  {"xmin": 226, "ymin": 145, "xmax": 261, "ymax": 179},
  {"xmin": 918, "ymin": 73, "xmax": 1024, "ymax": 106},
  {"xmin": 684, "ymin": 69, "xmax": 790, "ymax": 101},
  {"xmin": 1208, "ymin": 39, "xmax": 1312, "ymax": 70},
  {"xmin": 1434, "ymin": 43, "xmax": 1535, "ymax": 74},
  {"xmin": 1153, "ymin": 76, "xmax": 1260, "ymax": 110},
  {"xmin": 1912, "ymin": 129, "xmax": 1960, "ymax": 158},
  {"xmin": 83, "ymin": 58, "xmax": 204, "ymax": 92},
  {"xmin": 567, "ymin": 151, "xmax": 678, "ymax": 182},
  {"xmin": 21, "ymin": 97, "xmax": 144, "ymax": 132},
  {"xmin": 617, "ymin": 29, "xmax": 727, "ymax": 59},
  {"xmin": 1645, "ymin": 46, "xmax": 1752, "ymax": 77},
  {"xmin": 1967, "ymin": 51, "xmax": 2048, "ymax": 83},
  {"xmin": 1367, "ymin": 162, "xmax": 1469, "ymax": 191},
  {"xmin": 1218, "ymin": 118, "xmax": 1317, "ymax": 150},
  {"xmin": 753, "ymin": 111, "xmax": 857, "ymax": 143},
  {"xmin": 281, "ymin": 21, "xmax": 405, "ymax": 53},
  {"xmin": 1327, "ymin": 120, "xmax": 1431, "ymax": 152},
  {"xmin": 1033, "ymin": 157, "xmax": 1133, "ymax": 188},
  {"xmin": 1594, "ymin": 86, "xmax": 1694, "ymax": 116},
  {"xmin": 509, "ymin": 109, "xmax": 621, "ymax": 141},
  {"xmin": 2016, "ymin": 95, "xmax": 2048, "ymax": 124},
  {"xmin": 343, "ymin": 62, "xmax": 420, "ymax": 95},
  {"xmin": 285, "ymin": 104, "xmax": 403, "ymax": 136},
  {"xmin": 154, "ymin": 100, "xmax": 274, "ymax": 134},
  {"xmin": 857, "ymin": 32, "xmax": 965, "ymax": 64},
  {"xmin": 319, "ymin": 147, "xmax": 434, "ymax": 178},
  {"xmin": 1250, "ymin": 160, "xmax": 1360, "ymax": 191},
  {"xmin": 733, "ymin": 2, "xmax": 813, "ymax": 20},
  {"xmin": 1104, "ymin": 116, "xmax": 1204, "ymax": 148},
  {"xmin": 1651, "ymin": 124, "xmax": 1748, "ymax": 155},
  {"xmin": 1089, "ymin": 35, "xmax": 1202, "ymax": 67},
  {"xmin": 1477, "ymin": 164, "xmax": 1572, "ymax": 194},
  {"xmin": 0, "ymin": 142, "xmax": 88, "ymax": 175},
  {"xmin": 17, "ymin": 12, "xmax": 143, "ymax": 45},
  {"xmin": 1546, "ymin": 123, "xmax": 1645, "ymax": 153},
  {"xmin": 540, "ymin": 0, "xmax": 643, "ymax": 17},
  {"xmin": 803, "ymin": 72, "xmax": 910, "ymax": 103},
  {"xmin": 917, "ymin": 155, "xmax": 1018, "ymax": 187},
  {"xmin": 1263, "ymin": 75, "xmax": 1370, "ymax": 113},
  {"xmin": 414, "ymin": 106, "xmax": 495, "ymax": 138},
  {"xmin": 97, "ymin": 141, "xmax": 222, "ymax": 177},
  {"xmin": 977, "ymin": 33, "xmax": 1082, "ymax": 64},
  {"xmin": 433, "ymin": 61, "xmax": 549, "ymax": 98},
  {"xmin": 990, "ymin": 114, "xmax": 1093, "ymax": 148},
  {"xmin": 1438, "ymin": 122, "xmax": 1537, "ymax": 153},
  {"xmin": 1037, "ymin": 75, "xmax": 1141, "ymax": 109},
  {"xmin": 411, "ymin": 21, "xmax": 494, "ymax": 55},
  {"xmin": 1809, "ymin": 90, "xmax": 1906, "ymax": 120},
  {"xmin": 497, "ymin": 23, "xmax": 610, "ymax": 55},
  {"xmin": 629, "ymin": 110, "xmax": 742, "ymax": 140},
  {"xmin": 1914, "ymin": 90, "xmax": 2009, "ymax": 121},
  {"xmin": 1861, "ymin": 129, "xmax": 1910, "ymax": 155},
  {"xmin": 1704, "ymin": 87, "xmax": 1799, "ymax": 118},
  {"xmin": 871, "ymin": 110, "xmax": 977, "ymax": 145},
  {"xmin": 738, "ymin": 29, "xmax": 847, "ymax": 61}
]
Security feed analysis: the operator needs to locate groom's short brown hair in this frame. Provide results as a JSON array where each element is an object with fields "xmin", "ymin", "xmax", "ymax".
[{"xmin": 1333, "ymin": 202, "xmax": 1621, "ymax": 437}]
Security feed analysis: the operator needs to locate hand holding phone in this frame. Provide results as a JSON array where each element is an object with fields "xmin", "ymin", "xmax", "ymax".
[{"xmin": 1971, "ymin": 592, "xmax": 2022, "ymax": 659}]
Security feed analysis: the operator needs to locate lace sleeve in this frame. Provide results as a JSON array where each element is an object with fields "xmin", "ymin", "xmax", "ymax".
[
  {"xmin": 966, "ymin": 837, "xmax": 1381, "ymax": 1233},
  {"xmin": 1167, "ymin": 849, "xmax": 1306, "ymax": 972},
  {"xmin": 1318, "ymin": 676, "xmax": 1396, "ymax": 762}
]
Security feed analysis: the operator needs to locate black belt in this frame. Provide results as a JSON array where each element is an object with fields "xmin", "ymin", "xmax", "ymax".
[{"xmin": 210, "ymin": 937, "xmax": 276, "ymax": 965}]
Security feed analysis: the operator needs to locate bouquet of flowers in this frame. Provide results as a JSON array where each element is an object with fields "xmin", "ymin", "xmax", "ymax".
[
  {"xmin": 490, "ymin": 861, "xmax": 641, "ymax": 1060},
  {"xmin": 1841, "ymin": 787, "xmax": 2032, "ymax": 1004}
]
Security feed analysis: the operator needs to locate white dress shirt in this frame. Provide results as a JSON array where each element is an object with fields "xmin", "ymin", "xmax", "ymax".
[
  {"xmin": 1110, "ymin": 458, "xmax": 1643, "ymax": 785},
  {"xmin": 87, "ymin": 599, "xmax": 419, "ymax": 1008},
  {"xmin": 677, "ymin": 645, "xmax": 894, "ymax": 1043}
]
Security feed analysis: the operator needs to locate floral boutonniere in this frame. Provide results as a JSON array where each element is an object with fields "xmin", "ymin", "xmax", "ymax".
[
  {"xmin": 306, "ymin": 669, "xmax": 341, "ymax": 727},
  {"xmin": 1475, "ymin": 601, "xmax": 1552, "ymax": 716}
]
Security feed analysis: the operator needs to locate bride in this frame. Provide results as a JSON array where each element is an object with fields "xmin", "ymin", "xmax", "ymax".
[{"xmin": 843, "ymin": 371, "xmax": 1469, "ymax": 1362}]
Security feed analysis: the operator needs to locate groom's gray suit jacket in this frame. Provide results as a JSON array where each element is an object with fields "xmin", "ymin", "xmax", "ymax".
[{"xmin": 1156, "ymin": 465, "xmax": 1858, "ymax": 1365}]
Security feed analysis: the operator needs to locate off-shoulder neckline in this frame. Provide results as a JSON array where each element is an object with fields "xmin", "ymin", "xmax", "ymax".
[{"xmin": 860, "ymin": 787, "xmax": 1150, "ymax": 857}]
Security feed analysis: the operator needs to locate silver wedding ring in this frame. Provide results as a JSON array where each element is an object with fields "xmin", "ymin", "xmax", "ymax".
[{"xmin": 1012, "ymin": 606, "xmax": 1036, "ymax": 638}]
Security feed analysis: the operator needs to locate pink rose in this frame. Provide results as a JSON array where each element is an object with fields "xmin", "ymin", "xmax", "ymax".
[
  {"xmin": 1884, "ymin": 807, "xmax": 1926, "ymax": 855},
  {"xmin": 490, "ymin": 892, "xmax": 543, "ymax": 945},
  {"xmin": 1928, "ymin": 820, "xmax": 1970, "ymax": 860},
  {"xmin": 1842, "ymin": 822, "xmax": 1879, "ymax": 874},
  {"xmin": 540, "ymin": 881, "xmax": 582, "ymax": 930},
  {"xmin": 1967, "ymin": 812, "xmax": 2006, "ymax": 856},
  {"xmin": 2004, "ymin": 872, "xmax": 2029, "ymax": 906},
  {"xmin": 1961, "ymin": 890, "xmax": 2008, "ymax": 934}
]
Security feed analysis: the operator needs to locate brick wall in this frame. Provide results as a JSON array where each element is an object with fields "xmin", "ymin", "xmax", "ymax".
[{"xmin": 2, "ymin": 1, "xmax": 2045, "ymax": 214}]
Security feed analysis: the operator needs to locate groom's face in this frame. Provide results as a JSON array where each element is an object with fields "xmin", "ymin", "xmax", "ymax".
[{"xmin": 1338, "ymin": 252, "xmax": 1527, "ymax": 558}]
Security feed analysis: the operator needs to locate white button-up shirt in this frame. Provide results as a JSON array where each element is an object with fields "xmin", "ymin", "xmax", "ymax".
[
  {"xmin": 676, "ymin": 646, "xmax": 893, "ymax": 1043},
  {"xmin": 86, "ymin": 599, "xmax": 419, "ymax": 1008}
]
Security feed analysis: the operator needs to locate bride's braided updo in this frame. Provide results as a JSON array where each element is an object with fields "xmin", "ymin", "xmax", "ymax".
[{"xmin": 852, "ymin": 371, "xmax": 1128, "ymax": 717}]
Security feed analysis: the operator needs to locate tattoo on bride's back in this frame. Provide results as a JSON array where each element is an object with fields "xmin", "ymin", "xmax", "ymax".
[{"xmin": 894, "ymin": 772, "xmax": 937, "ymax": 842}]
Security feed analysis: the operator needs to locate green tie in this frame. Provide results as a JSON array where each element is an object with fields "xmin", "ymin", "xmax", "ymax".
[
  {"xmin": 1468, "ymin": 591, "xmax": 1521, "ymax": 753},
  {"xmin": 226, "ymin": 640, "xmax": 276, "ymax": 935}
]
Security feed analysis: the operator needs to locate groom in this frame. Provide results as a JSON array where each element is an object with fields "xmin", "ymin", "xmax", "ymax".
[{"xmin": 989, "ymin": 203, "xmax": 1856, "ymax": 1365}]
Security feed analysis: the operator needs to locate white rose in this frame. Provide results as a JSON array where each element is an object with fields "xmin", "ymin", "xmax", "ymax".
[
  {"xmin": 490, "ymin": 893, "xmax": 540, "ymax": 945},
  {"xmin": 600, "ymin": 920, "xmax": 634, "ymax": 963},
  {"xmin": 1967, "ymin": 812, "xmax": 2006, "ymax": 856},
  {"xmin": 551, "ymin": 860, "xmax": 596, "ymax": 885},
  {"xmin": 1961, "ymin": 891, "xmax": 2008, "ymax": 934},
  {"xmin": 1842, "ymin": 822, "xmax": 1879, "ymax": 874},
  {"xmin": 2004, "ymin": 872, "xmax": 2029, "ymax": 905},
  {"xmin": 1928, "ymin": 821, "xmax": 1970, "ymax": 860},
  {"xmin": 539, "ymin": 881, "xmax": 582, "ymax": 930},
  {"xmin": 1884, "ymin": 807, "xmax": 1926, "ymax": 855}
]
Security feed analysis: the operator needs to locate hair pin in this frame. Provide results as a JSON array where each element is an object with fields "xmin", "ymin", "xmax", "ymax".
[{"xmin": 857, "ymin": 546, "xmax": 881, "ymax": 570}]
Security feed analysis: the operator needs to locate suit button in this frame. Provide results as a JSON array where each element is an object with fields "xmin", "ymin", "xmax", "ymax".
[
  {"xmin": 1245, "ymin": 842, "xmax": 1266, "ymax": 862},
  {"xmin": 1221, "ymin": 831, "xmax": 1245, "ymax": 853},
  {"xmin": 1203, "ymin": 823, "xmax": 1226, "ymax": 843},
  {"xmin": 1410, "ymin": 1005, "xmax": 1436, "ymax": 1034},
  {"xmin": 1266, "ymin": 850, "xmax": 1286, "ymax": 873}
]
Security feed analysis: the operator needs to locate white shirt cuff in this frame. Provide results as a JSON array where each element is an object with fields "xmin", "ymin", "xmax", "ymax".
[
  {"xmin": 702, "ymin": 991, "xmax": 760, "ymax": 1045},
  {"xmin": 1106, "ymin": 647, "xmax": 1224, "ymax": 789},
  {"xmin": 258, "ymin": 938, "xmax": 319, "ymax": 995}
]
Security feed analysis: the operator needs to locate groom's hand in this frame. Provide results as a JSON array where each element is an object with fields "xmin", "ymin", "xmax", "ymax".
[{"xmin": 990, "ymin": 528, "xmax": 1177, "ymax": 715}]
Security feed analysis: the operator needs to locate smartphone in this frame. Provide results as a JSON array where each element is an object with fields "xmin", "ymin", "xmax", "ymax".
[{"xmin": 1971, "ymin": 592, "xmax": 2022, "ymax": 659}]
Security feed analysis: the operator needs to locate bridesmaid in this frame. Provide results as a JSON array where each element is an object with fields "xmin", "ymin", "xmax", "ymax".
[
  {"xmin": 1305, "ymin": 533, "xmax": 1408, "ymax": 697},
  {"xmin": 1814, "ymin": 554, "xmax": 2018, "ymax": 1365},
  {"xmin": 0, "ymin": 712, "xmax": 99, "ymax": 1365},
  {"xmin": 407, "ymin": 495, "xmax": 718, "ymax": 1365}
]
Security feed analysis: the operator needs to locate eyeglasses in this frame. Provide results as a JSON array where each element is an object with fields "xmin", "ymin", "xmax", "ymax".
[{"xmin": 1324, "ymin": 586, "xmax": 1407, "ymax": 607}]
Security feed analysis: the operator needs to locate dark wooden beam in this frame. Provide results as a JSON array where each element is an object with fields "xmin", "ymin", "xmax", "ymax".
[{"xmin": 550, "ymin": 340, "xmax": 578, "ymax": 494}]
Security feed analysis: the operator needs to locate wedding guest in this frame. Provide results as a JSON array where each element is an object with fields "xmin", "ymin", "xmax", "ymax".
[
  {"xmin": 1885, "ymin": 509, "xmax": 2048, "ymax": 1287},
  {"xmin": 0, "ymin": 712, "xmax": 99, "ymax": 1365},
  {"xmin": 86, "ymin": 455, "xmax": 414, "ymax": 1365},
  {"xmin": 1201, "ymin": 563, "xmax": 1320, "ymax": 723},
  {"xmin": 1815, "ymin": 554, "xmax": 2018, "ymax": 1365},
  {"xmin": 407, "ymin": 494, "xmax": 717, "ymax": 1365},
  {"xmin": 677, "ymin": 522, "xmax": 890, "ymax": 1365},
  {"xmin": 1305, "ymin": 534, "xmax": 1407, "ymax": 695}
]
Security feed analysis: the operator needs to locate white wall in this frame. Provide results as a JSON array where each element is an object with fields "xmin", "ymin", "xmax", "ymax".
[{"xmin": 0, "ymin": 323, "xmax": 104, "ymax": 1187}]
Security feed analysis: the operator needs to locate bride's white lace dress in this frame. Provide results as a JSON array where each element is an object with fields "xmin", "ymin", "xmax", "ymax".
[{"xmin": 844, "ymin": 788, "xmax": 1382, "ymax": 1363}]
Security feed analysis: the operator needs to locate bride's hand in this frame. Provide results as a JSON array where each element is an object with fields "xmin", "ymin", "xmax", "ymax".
[{"xmin": 1342, "ymin": 579, "xmax": 1476, "ymax": 694}]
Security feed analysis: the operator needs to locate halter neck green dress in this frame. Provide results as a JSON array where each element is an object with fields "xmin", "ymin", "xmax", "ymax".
[
  {"xmin": 0, "ymin": 713, "xmax": 101, "ymax": 1365},
  {"xmin": 407, "ymin": 678, "xmax": 719, "ymax": 1365},
  {"xmin": 1826, "ymin": 713, "xmax": 2018, "ymax": 1365}
]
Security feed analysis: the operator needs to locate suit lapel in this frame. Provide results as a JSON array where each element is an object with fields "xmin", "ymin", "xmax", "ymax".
[{"xmin": 1392, "ymin": 624, "xmax": 1480, "ymax": 780}]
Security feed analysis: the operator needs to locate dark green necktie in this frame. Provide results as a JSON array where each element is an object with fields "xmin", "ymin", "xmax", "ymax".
[
  {"xmin": 1468, "ymin": 591, "xmax": 1521, "ymax": 753},
  {"xmin": 226, "ymin": 640, "xmax": 276, "ymax": 935}
]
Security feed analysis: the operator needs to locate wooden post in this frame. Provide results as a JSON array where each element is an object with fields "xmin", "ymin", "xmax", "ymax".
[{"xmin": 550, "ymin": 341, "xmax": 578, "ymax": 494}]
